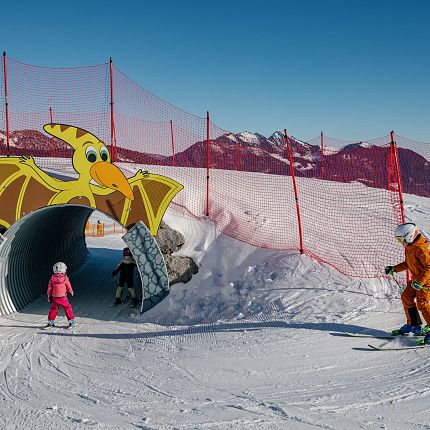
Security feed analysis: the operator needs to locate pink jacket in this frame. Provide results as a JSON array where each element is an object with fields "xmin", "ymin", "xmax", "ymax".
[{"xmin": 47, "ymin": 274, "xmax": 74, "ymax": 298}]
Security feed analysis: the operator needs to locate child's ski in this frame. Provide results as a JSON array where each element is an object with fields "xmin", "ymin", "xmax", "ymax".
[{"xmin": 368, "ymin": 343, "xmax": 429, "ymax": 351}]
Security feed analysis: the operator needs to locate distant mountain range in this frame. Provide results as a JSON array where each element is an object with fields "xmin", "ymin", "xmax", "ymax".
[{"xmin": 1, "ymin": 129, "xmax": 429, "ymax": 197}]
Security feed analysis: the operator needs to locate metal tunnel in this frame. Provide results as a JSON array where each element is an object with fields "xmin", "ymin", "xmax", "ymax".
[
  {"xmin": 0, "ymin": 205, "xmax": 92, "ymax": 316},
  {"xmin": 0, "ymin": 205, "xmax": 170, "ymax": 316}
]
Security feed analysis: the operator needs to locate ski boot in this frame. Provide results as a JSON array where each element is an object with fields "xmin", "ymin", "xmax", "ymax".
[
  {"xmin": 130, "ymin": 297, "xmax": 139, "ymax": 308},
  {"xmin": 68, "ymin": 318, "xmax": 77, "ymax": 328},
  {"xmin": 421, "ymin": 333, "xmax": 430, "ymax": 345},
  {"xmin": 416, "ymin": 332, "xmax": 430, "ymax": 346},
  {"xmin": 112, "ymin": 297, "xmax": 122, "ymax": 307},
  {"xmin": 392, "ymin": 324, "xmax": 423, "ymax": 336},
  {"xmin": 44, "ymin": 320, "xmax": 55, "ymax": 329}
]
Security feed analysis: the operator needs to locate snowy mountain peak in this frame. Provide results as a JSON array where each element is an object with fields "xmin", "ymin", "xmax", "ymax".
[
  {"xmin": 269, "ymin": 130, "xmax": 285, "ymax": 140},
  {"xmin": 358, "ymin": 142, "xmax": 374, "ymax": 148},
  {"xmin": 237, "ymin": 131, "xmax": 265, "ymax": 145},
  {"xmin": 225, "ymin": 133, "xmax": 238, "ymax": 143},
  {"xmin": 343, "ymin": 141, "xmax": 376, "ymax": 151}
]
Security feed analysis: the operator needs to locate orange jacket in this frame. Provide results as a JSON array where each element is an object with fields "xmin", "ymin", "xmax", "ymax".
[{"xmin": 395, "ymin": 234, "xmax": 430, "ymax": 286}]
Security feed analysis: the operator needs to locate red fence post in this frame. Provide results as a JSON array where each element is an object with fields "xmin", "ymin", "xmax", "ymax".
[
  {"xmin": 205, "ymin": 111, "xmax": 210, "ymax": 217},
  {"xmin": 285, "ymin": 129, "xmax": 304, "ymax": 254},
  {"xmin": 390, "ymin": 130, "xmax": 405, "ymax": 223},
  {"xmin": 2, "ymin": 51, "xmax": 10, "ymax": 157},
  {"xmin": 320, "ymin": 131, "xmax": 325, "ymax": 178},
  {"xmin": 109, "ymin": 57, "xmax": 117, "ymax": 162},
  {"xmin": 49, "ymin": 106, "xmax": 55, "ymax": 155},
  {"xmin": 170, "ymin": 120, "xmax": 176, "ymax": 166},
  {"xmin": 390, "ymin": 130, "xmax": 409, "ymax": 284}
]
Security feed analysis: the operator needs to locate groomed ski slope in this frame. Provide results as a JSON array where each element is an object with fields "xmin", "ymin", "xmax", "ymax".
[{"xmin": 0, "ymin": 193, "xmax": 430, "ymax": 429}]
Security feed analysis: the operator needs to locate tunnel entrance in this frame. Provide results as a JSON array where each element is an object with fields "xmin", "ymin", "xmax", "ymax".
[{"xmin": 0, "ymin": 205, "xmax": 169, "ymax": 316}]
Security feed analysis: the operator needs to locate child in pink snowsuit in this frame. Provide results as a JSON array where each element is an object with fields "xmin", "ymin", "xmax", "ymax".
[{"xmin": 46, "ymin": 262, "xmax": 76, "ymax": 328}]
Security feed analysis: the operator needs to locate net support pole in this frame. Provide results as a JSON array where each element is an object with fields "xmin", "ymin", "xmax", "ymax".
[
  {"xmin": 390, "ymin": 130, "xmax": 405, "ymax": 223},
  {"xmin": 170, "ymin": 120, "xmax": 176, "ymax": 166},
  {"xmin": 2, "ymin": 51, "xmax": 10, "ymax": 157},
  {"xmin": 109, "ymin": 57, "xmax": 117, "ymax": 162},
  {"xmin": 320, "ymin": 131, "xmax": 325, "ymax": 178},
  {"xmin": 205, "ymin": 111, "xmax": 210, "ymax": 217},
  {"xmin": 390, "ymin": 130, "xmax": 409, "ymax": 284},
  {"xmin": 285, "ymin": 129, "xmax": 304, "ymax": 254},
  {"xmin": 235, "ymin": 143, "xmax": 240, "ymax": 170},
  {"xmin": 49, "ymin": 107, "xmax": 55, "ymax": 155}
]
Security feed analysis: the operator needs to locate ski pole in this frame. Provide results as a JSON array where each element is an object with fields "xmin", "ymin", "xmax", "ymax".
[{"xmin": 391, "ymin": 273, "xmax": 404, "ymax": 294}]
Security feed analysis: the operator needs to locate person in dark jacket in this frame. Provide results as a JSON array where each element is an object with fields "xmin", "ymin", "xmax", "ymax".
[{"xmin": 112, "ymin": 248, "xmax": 139, "ymax": 307}]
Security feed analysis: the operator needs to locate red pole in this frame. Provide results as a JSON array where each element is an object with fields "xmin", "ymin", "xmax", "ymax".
[
  {"xmin": 387, "ymin": 140, "xmax": 393, "ymax": 191},
  {"xmin": 2, "ymin": 51, "xmax": 10, "ymax": 157},
  {"xmin": 170, "ymin": 120, "xmax": 176, "ymax": 166},
  {"xmin": 390, "ymin": 130, "xmax": 405, "ymax": 223},
  {"xmin": 285, "ymin": 129, "xmax": 304, "ymax": 254},
  {"xmin": 320, "ymin": 131, "xmax": 325, "ymax": 178},
  {"xmin": 390, "ymin": 130, "xmax": 409, "ymax": 284},
  {"xmin": 49, "ymin": 106, "xmax": 55, "ymax": 156},
  {"xmin": 235, "ymin": 143, "xmax": 240, "ymax": 170},
  {"xmin": 109, "ymin": 57, "xmax": 117, "ymax": 162},
  {"xmin": 222, "ymin": 141, "xmax": 226, "ymax": 170},
  {"xmin": 205, "ymin": 111, "xmax": 210, "ymax": 217}
]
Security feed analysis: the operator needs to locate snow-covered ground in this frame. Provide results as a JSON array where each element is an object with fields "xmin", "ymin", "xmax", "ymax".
[{"xmin": 1, "ymin": 192, "xmax": 430, "ymax": 429}]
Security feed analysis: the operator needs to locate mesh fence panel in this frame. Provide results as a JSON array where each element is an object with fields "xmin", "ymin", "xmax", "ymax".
[
  {"xmin": 0, "ymin": 57, "xmax": 110, "ymax": 171},
  {"xmin": 1, "ymin": 55, "xmax": 430, "ymax": 279}
]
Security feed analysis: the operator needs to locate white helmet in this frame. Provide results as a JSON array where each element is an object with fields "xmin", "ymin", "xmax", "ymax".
[
  {"xmin": 53, "ymin": 262, "xmax": 67, "ymax": 274},
  {"xmin": 395, "ymin": 223, "xmax": 418, "ymax": 245}
]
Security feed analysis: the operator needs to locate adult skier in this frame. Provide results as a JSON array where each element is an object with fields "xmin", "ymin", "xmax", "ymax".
[
  {"xmin": 385, "ymin": 223, "xmax": 430, "ymax": 344},
  {"xmin": 46, "ymin": 262, "xmax": 77, "ymax": 328},
  {"xmin": 112, "ymin": 247, "xmax": 139, "ymax": 307}
]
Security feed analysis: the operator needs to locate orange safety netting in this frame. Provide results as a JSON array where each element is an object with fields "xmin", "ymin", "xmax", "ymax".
[{"xmin": 1, "ymin": 55, "xmax": 429, "ymax": 279}]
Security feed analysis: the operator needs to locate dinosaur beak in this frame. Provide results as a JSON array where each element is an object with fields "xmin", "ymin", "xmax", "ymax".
[{"xmin": 90, "ymin": 162, "xmax": 134, "ymax": 201}]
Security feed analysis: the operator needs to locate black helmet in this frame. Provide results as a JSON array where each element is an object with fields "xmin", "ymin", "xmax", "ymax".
[{"xmin": 122, "ymin": 247, "xmax": 132, "ymax": 256}]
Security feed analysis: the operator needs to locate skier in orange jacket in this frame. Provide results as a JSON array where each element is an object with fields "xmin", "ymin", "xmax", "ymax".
[{"xmin": 385, "ymin": 223, "xmax": 430, "ymax": 344}]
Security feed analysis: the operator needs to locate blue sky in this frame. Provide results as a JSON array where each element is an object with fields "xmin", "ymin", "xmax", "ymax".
[{"xmin": 1, "ymin": 0, "xmax": 429, "ymax": 141}]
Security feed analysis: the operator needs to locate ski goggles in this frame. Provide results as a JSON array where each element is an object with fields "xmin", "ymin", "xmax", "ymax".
[{"xmin": 396, "ymin": 236, "xmax": 404, "ymax": 244}]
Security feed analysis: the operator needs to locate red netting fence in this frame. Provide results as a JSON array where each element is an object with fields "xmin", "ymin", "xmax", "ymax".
[{"xmin": 1, "ymin": 54, "xmax": 429, "ymax": 279}]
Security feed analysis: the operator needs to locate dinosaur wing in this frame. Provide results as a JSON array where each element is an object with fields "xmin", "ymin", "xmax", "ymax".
[
  {"xmin": 93, "ymin": 173, "xmax": 183, "ymax": 236},
  {"xmin": 0, "ymin": 158, "xmax": 59, "ymax": 228},
  {"xmin": 0, "ymin": 156, "xmax": 183, "ymax": 235}
]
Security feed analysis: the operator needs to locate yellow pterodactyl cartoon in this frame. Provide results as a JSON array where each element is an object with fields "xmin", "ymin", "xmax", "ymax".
[{"xmin": 0, "ymin": 124, "xmax": 183, "ymax": 234}]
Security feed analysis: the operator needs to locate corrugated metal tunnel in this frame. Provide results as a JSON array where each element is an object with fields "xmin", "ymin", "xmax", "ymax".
[{"xmin": 0, "ymin": 205, "xmax": 93, "ymax": 316}]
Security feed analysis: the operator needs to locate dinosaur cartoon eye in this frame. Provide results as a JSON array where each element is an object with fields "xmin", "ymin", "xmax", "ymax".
[
  {"xmin": 100, "ymin": 146, "xmax": 109, "ymax": 162},
  {"xmin": 85, "ymin": 146, "xmax": 98, "ymax": 163}
]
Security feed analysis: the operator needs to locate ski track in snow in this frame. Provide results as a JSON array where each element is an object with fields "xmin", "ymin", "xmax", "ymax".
[{"xmin": 1, "ymin": 196, "xmax": 430, "ymax": 429}]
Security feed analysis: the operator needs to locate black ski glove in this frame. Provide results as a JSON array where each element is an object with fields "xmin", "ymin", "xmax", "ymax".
[{"xmin": 385, "ymin": 266, "xmax": 395, "ymax": 275}]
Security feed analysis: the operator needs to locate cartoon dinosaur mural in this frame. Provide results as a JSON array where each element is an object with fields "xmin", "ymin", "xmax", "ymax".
[{"xmin": 0, "ymin": 124, "xmax": 183, "ymax": 235}]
